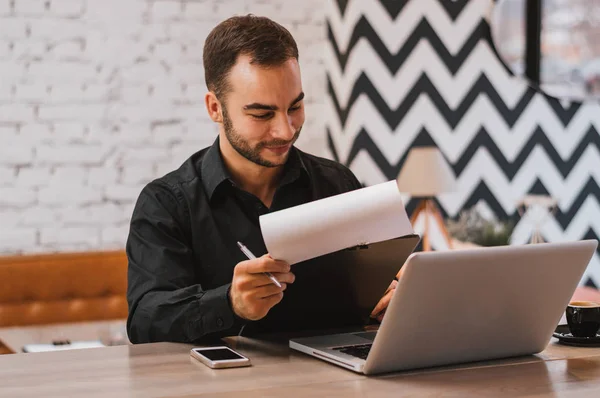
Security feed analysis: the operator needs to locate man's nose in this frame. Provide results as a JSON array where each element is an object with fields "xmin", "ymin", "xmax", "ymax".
[{"xmin": 272, "ymin": 113, "xmax": 296, "ymax": 140}]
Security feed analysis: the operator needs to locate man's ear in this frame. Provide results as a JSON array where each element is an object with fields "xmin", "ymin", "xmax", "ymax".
[{"xmin": 205, "ymin": 91, "xmax": 223, "ymax": 123}]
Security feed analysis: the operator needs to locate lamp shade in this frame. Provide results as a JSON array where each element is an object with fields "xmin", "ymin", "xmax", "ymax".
[{"xmin": 396, "ymin": 147, "xmax": 457, "ymax": 196}]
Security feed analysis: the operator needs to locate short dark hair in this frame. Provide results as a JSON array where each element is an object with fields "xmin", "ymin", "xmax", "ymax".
[{"xmin": 203, "ymin": 15, "xmax": 299, "ymax": 101}]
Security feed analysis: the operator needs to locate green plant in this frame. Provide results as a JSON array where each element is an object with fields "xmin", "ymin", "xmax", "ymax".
[{"xmin": 446, "ymin": 207, "xmax": 514, "ymax": 247}]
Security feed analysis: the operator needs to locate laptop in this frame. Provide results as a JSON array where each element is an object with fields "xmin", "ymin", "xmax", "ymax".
[{"xmin": 289, "ymin": 240, "xmax": 598, "ymax": 375}]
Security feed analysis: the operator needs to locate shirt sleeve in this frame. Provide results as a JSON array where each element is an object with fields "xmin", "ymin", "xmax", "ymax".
[
  {"xmin": 344, "ymin": 166, "xmax": 363, "ymax": 191},
  {"xmin": 126, "ymin": 182, "xmax": 244, "ymax": 344}
]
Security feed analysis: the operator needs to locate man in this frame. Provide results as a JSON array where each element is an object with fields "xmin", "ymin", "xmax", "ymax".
[{"xmin": 126, "ymin": 15, "xmax": 396, "ymax": 344}]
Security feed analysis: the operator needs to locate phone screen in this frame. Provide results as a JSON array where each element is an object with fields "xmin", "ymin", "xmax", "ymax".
[{"xmin": 194, "ymin": 347, "xmax": 244, "ymax": 361}]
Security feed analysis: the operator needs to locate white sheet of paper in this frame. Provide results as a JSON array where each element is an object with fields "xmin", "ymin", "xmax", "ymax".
[
  {"xmin": 259, "ymin": 180, "xmax": 413, "ymax": 264},
  {"xmin": 22, "ymin": 340, "xmax": 105, "ymax": 353}
]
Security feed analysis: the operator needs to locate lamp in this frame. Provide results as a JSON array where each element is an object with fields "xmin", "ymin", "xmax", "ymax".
[
  {"xmin": 517, "ymin": 194, "xmax": 557, "ymax": 244},
  {"xmin": 397, "ymin": 147, "xmax": 457, "ymax": 251}
]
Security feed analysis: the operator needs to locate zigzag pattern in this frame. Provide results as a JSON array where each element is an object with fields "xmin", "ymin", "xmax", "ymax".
[
  {"xmin": 331, "ymin": 122, "xmax": 600, "ymax": 184},
  {"xmin": 325, "ymin": 40, "xmax": 529, "ymax": 110},
  {"xmin": 334, "ymin": 0, "xmax": 408, "ymax": 20},
  {"xmin": 511, "ymin": 208, "xmax": 600, "ymax": 288},
  {"xmin": 327, "ymin": 17, "xmax": 488, "ymax": 75},
  {"xmin": 328, "ymin": 72, "xmax": 581, "ymax": 131},
  {"xmin": 335, "ymin": 128, "xmax": 600, "ymax": 215},
  {"xmin": 325, "ymin": 93, "xmax": 600, "ymax": 166},
  {"xmin": 335, "ymin": 0, "xmax": 472, "ymax": 21},
  {"xmin": 452, "ymin": 127, "xmax": 600, "ymax": 178},
  {"xmin": 324, "ymin": 0, "xmax": 600, "ymax": 287},
  {"xmin": 328, "ymin": 0, "xmax": 492, "ymax": 55}
]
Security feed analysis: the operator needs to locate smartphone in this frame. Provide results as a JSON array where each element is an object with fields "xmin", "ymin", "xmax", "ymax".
[{"xmin": 190, "ymin": 346, "xmax": 251, "ymax": 369}]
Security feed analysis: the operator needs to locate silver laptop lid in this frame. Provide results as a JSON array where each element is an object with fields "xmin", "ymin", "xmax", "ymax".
[{"xmin": 363, "ymin": 240, "xmax": 597, "ymax": 374}]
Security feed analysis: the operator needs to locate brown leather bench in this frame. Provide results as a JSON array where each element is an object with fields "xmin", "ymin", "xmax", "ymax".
[{"xmin": 0, "ymin": 250, "xmax": 128, "ymax": 328}]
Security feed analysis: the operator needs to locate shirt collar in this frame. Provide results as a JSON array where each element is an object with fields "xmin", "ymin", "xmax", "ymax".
[
  {"xmin": 200, "ymin": 137, "xmax": 231, "ymax": 201},
  {"xmin": 201, "ymin": 136, "xmax": 309, "ymax": 202}
]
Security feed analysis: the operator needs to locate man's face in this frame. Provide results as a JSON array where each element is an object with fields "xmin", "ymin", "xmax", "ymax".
[{"xmin": 220, "ymin": 55, "xmax": 305, "ymax": 168}]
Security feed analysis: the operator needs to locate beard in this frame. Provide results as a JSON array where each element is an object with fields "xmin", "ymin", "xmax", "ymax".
[{"xmin": 222, "ymin": 106, "xmax": 302, "ymax": 168}]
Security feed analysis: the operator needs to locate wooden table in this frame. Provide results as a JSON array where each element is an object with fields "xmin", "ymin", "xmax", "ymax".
[
  {"xmin": 1, "ymin": 284, "xmax": 599, "ymax": 397},
  {"xmin": 1, "ymin": 324, "xmax": 600, "ymax": 397}
]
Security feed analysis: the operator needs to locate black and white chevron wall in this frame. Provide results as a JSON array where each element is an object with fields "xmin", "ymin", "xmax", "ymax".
[{"xmin": 324, "ymin": 0, "xmax": 600, "ymax": 288}]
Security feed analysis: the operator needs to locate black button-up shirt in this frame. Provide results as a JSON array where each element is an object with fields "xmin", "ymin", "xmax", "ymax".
[{"xmin": 126, "ymin": 137, "xmax": 362, "ymax": 344}]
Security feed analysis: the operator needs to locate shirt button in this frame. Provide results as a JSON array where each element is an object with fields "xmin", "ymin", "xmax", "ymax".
[{"xmin": 217, "ymin": 317, "xmax": 224, "ymax": 327}]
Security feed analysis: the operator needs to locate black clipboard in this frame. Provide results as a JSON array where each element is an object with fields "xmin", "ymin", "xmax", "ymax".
[{"xmin": 243, "ymin": 234, "xmax": 421, "ymax": 335}]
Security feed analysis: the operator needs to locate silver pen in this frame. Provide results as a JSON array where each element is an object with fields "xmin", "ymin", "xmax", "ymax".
[{"xmin": 236, "ymin": 241, "xmax": 282, "ymax": 288}]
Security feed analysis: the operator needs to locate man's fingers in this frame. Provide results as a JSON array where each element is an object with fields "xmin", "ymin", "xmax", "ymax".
[
  {"xmin": 370, "ymin": 291, "xmax": 393, "ymax": 318},
  {"xmin": 234, "ymin": 254, "xmax": 290, "ymax": 276},
  {"xmin": 370, "ymin": 279, "xmax": 399, "ymax": 318},
  {"xmin": 271, "ymin": 272, "xmax": 295, "ymax": 284},
  {"xmin": 384, "ymin": 279, "xmax": 398, "ymax": 295},
  {"xmin": 371, "ymin": 279, "xmax": 398, "ymax": 317},
  {"xmin": 231, "ymin": 255, "xmax": 290, "ymax": 320},
  {"xmin": 249, "ymin": 255, "xmax": 290, "ymax": 274},
  {"xmin": 251, "ymin": 271, "xmax": 295, "ymax": 288},
  {"xmin": 254, "ymin": 283, "xmax": 287, "ymax": 299}
]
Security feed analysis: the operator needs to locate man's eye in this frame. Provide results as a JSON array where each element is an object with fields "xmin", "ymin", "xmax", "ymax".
[
  {"xmin": 251, "ymin": 113, "xmax": 272, "ymax": 120},
  {"xmin": 288, "ymin": 106, "xmax": 301, "ymax": 113}
]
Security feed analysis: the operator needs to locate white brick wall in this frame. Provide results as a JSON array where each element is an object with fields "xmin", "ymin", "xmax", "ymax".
[
  {"xmin": 0, "ymin": 1, "xmax": 11, "ymax": 16},
  {"xmin": 14, "ymin": 0, "xmax": 47, "ymax": 16},
  {"xmin": 49, "ymin": 0, "xmax": 85, "ymax": 18},
  {"xmin": 0, "ymin": 0, "xmax": 328, "ymax": 254}
]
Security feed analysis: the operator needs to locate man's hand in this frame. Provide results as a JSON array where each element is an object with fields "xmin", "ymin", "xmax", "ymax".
[
  {"xmin": 229, "ymin": 254, "xmax": 295, "ymax": 321},
  {"xmin": 370, "ymin": 278, "xmax": 398, "ymax": 323}
]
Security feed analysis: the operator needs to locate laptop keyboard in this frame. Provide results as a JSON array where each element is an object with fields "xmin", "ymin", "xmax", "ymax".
[{"xmin": 332, "ymin": 343, "xmax": 372, "ymax": 360}]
